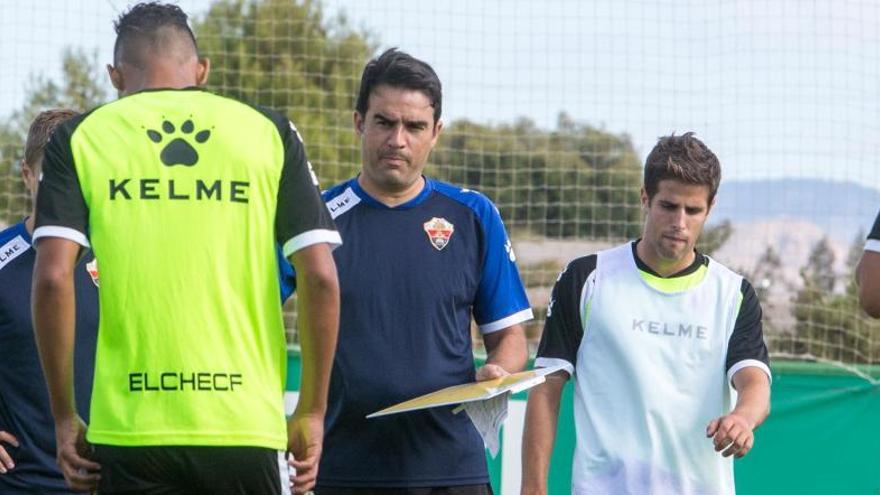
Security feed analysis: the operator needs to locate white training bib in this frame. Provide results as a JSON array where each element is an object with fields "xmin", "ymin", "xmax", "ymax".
[{"xmin": 571, "ymin": 242, "xmax": 743, "ymax": 495}]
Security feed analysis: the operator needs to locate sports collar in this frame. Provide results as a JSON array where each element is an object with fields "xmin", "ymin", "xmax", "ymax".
[
  {"xmin": 631, "ymin": 239, "xmax": 707, "ymax": 278},
  {"xmin": 349, "ymin": 176, "xmax": 434, "ymax": 210},
  {"xmin": 15, "ymin": 219, "xmax": 32, "ymax": 245}
]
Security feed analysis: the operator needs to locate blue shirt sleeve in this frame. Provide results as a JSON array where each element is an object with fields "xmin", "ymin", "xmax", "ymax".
[
  {"xmin": 471, "ymin": 198, "xmax": 533, "ymax": 332},
  {"xmin": 277, "ymin": 244, "xmax": 296, "ymax": 302}
]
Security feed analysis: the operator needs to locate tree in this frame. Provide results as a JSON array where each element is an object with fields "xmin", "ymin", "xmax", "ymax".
[
  {"xmin": 196, "ymin": 3, "xmax": 645, "ymax": 240},
  {"xmin": 696, "ymin": 220, "xmax": 733, "ymax": 256},
  {"xmin": 0, "ymin": 48, "xmax": 108, "ymax": 225},
  {"xmin": 846, "ymin": 228, "xmax": 866, "ymax": 280},
  {"xmin": 193, "ymin": 0, "xmax": 375, "ymax": 185},
  {"xmin": 432, "ymin": 114, "xmax": 644, "ymax": 239},
  {"xmin": 802, "ymin": 236, "xmax": 836, "ymax": 293},
  {"xmin": 193, "ymin": 3, "xmax": 645, "ymax": 239},
  {"xmin": 793, "ymin": 235, "xmax": 880, "ymax": 364},
  {"xmin": 736, "ymin": 244, "xmax": 784, "ymax": 333}
]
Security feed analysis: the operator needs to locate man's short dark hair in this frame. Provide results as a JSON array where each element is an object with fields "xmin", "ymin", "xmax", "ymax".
[
  {"xmin": 355, "ymin": 48, "xmax": 442, "ymax": 123},
  {"xmin": 644, "ymin": 132, "xmax": 721, "ymax": 204},
  {"xmin": 113, "ymin": 1, "xmax": 198, "ymax": 66},
  {"xmin": 24, "ymin": 109, "xmax": 79, "ymax": 171}
]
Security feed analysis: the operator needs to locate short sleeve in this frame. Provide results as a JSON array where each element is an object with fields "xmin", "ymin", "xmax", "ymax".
[
  {"xmin": 865, "ymin": 208, "xmax": 880, "ymax": 253},
  {"xmin": 534, "ymin": 255, "xmax": 596, "ymax": 376},
  {"xmin": 33, "ymin": 116, "xmax": 91, "ymax": 247},
  {"xmin": 725, "ymin": 278, "xmax": 771, "ymax": 384},
  {"xmin": 273, "ymin": 118, "xmax": 341, "ymax": 257},
  {"xmin": 471, "ymin": 201, "xmax": 533, "ymax": 333}
]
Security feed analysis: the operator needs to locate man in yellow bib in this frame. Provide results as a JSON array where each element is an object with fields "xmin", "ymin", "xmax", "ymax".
[{"xmin": 31, "ymin": 3, "xmax": 340, "ymax": 494}]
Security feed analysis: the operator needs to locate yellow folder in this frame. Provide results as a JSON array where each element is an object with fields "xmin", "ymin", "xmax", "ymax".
[{"xmin": 367, "ymin": 365, "xmax": 565, "ymax": 418}]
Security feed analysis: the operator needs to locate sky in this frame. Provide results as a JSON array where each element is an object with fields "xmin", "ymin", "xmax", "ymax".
[{"xmin": 2, "ymin": 0, "xmax": 879, "ymax": 191}]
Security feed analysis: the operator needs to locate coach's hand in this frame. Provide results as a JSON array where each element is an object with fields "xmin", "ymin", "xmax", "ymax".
[
  {"xmin": 706, "ymin": 413, "xmax": 755, "ymax": 458},
  {"xmin": 287, "ymin": 411, "xmax": 323, "ymax": 494},
  {"xmin": 0, "ymin": 430, "xmax": 20, "ymax": 474},
  {"xmin": 475, "ymin": 364, "xmax": 509, "ymax": 381},
  {"xmin": 55, "ymin": 415, "xmax": 100, "ymax": 491}
]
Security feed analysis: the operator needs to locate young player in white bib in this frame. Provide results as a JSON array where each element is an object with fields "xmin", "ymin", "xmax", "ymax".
[{"xmin": 521, "ymin": 133, "xmax": 771, "ymax": 495}]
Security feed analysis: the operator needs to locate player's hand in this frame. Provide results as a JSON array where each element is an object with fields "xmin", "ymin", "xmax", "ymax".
[
  {"xmin": 706, "ymin": 413, "xmax": 755, "ymax": 458},
  {"xmin": 287, "ymin": 411, "xmax": 324, "ymax": 495},
  {"xmin": 54, "ymin": 415, "xmax": 100, "ymax": 491},
  {"xmin": 475, "ymin": 363, "xmax": 509, "ymax": 381},
  {"xmin": 0, "ymin": 430, "xmax": 20, "ymax": 474}
]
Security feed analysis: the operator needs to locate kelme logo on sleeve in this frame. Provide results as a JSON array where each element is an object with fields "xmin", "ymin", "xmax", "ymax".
[{"xmin": 146, "ymin": 119, "xmax": 212, "ymax": 167}]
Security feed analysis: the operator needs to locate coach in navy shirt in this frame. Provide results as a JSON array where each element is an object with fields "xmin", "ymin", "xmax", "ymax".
[
  {"xmin": 310, "ymin": 49, "xmax": 532, "ymax": 493},
  {"xmin": 0, "ymin": 109, "xmax": 99, "ymax": 494}
]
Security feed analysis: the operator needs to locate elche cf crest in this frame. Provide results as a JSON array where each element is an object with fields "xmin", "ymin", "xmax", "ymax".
[
  {"xmin": 85, "ymin": 258, "xmax": 99, "ymax": 287},
  {"xmin": 423, "ymin": 217, "xmax": 455, "ymax": 251}
]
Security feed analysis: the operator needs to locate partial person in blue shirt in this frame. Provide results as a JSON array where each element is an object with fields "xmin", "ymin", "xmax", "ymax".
[
  {"xmin": 857, "ymin": 209, "xmax": 880, "ymax": 317},
  {"xmin": 307, "ymin": 48, "xmax": 532, "ymax": 494},
  {"xmin": 0, "ymin": 109, "xmax": 98, "ymax": 494}
]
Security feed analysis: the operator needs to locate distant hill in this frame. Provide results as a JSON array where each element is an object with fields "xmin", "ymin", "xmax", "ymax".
[{"xmin": 711, "ymin": 179, "xmax": 880, "ymax": 244}]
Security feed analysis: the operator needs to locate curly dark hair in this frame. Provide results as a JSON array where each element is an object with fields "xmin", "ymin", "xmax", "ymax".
[{"xmin": 113, "ymin": 2, "xmax": 197, "ymax": 66}]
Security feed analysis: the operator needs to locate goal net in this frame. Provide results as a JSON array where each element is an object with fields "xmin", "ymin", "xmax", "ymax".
[{"xmin": 2, "ymin": 0, "xmax": 878, "ymax": 372}]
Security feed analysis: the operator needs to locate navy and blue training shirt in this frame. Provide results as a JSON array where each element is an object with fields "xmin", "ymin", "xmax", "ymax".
[
  {"xmin": 315, "ymin": 177, "xmax": 532, "ymax": 488},
  {"xmin": 0, "ymin": 220, "xmax": 99, "ymax": 493}
]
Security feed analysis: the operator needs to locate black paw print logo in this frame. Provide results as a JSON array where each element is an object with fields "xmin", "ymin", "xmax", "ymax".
[{"xmin": 146, "ymin": 119, "xmax": 212, "ymax": 167}]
